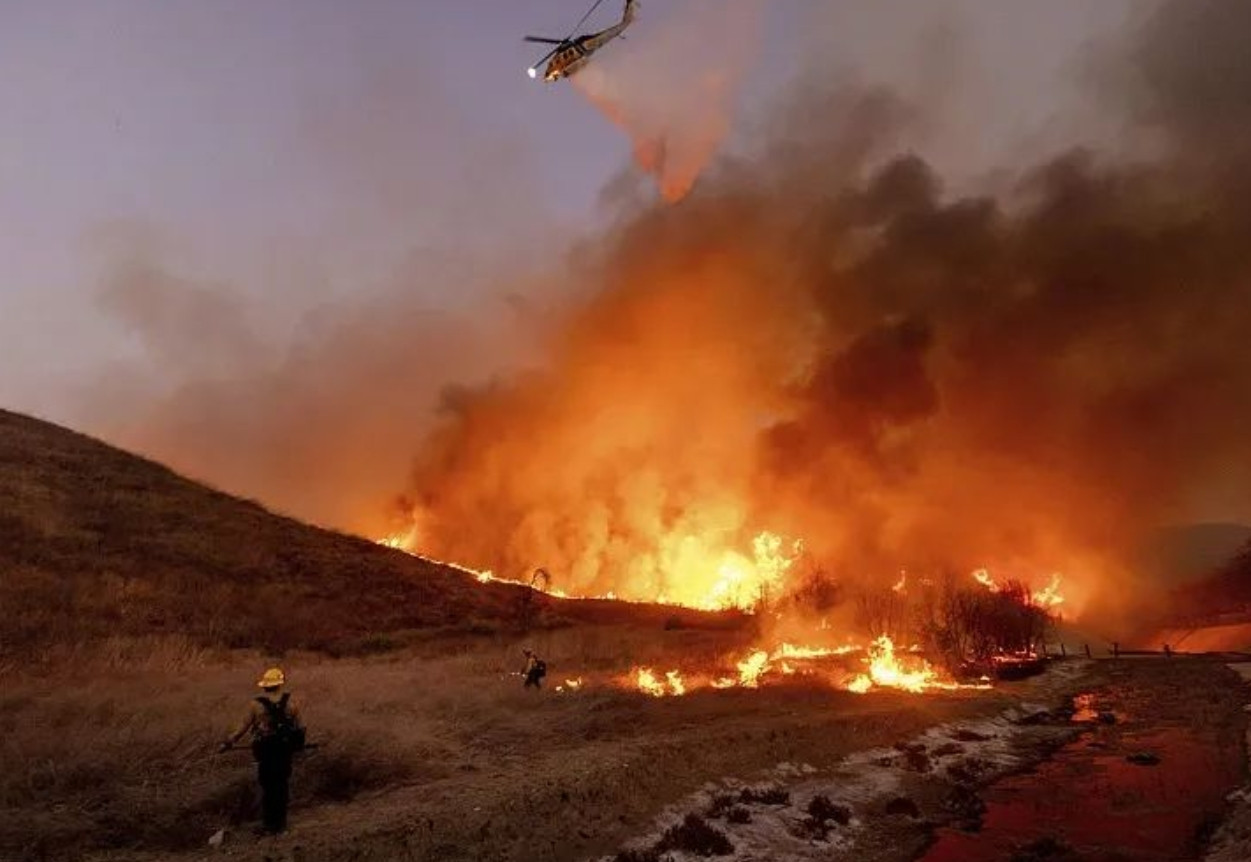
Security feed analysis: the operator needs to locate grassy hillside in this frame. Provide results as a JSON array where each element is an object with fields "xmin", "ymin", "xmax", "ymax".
[
  {"xmin": 0, "ymin": 409, "xmax": 736, "ymax": 659},
  {"xmin": 1141, "ymin": 522, "xmax": 1251, "ymax": 585},
  {"xmin": 1170, "ymin": 540, "xmax": 1251, "ymax": 623}
]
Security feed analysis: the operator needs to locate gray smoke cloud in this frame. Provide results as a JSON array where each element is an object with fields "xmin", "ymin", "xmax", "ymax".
[
  {"xmin": 394, "ymin": 0, "xmax": 1251, "ymax": 634},
  {"xmin": 72, "ymin": 1, "xmax": 1251, "ymax": 637}
]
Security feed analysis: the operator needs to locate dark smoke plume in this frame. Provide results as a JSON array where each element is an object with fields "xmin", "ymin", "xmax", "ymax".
[
  {"xmin": 395, "ymin": 0, "xmax": 1251, "ymax": 632},
  {"xmin": 75, "ymin": 2, "xmax": 1251, "ymax": 637}
]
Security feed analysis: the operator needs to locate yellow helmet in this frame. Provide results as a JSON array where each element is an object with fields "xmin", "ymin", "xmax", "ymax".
[{"xmin": 256, "ymin": 667, "xmax": 285, "ymax": 688}]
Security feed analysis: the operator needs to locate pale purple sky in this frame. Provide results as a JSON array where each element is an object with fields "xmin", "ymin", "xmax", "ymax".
[{"xmin": 1, "ymin": 1, "xmax": 1137, "ymax": 428}]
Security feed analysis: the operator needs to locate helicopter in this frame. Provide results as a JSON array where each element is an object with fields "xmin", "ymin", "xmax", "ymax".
[{"xmin": 525, "ymin": 0, "xmax": 637, "ymax": 83}]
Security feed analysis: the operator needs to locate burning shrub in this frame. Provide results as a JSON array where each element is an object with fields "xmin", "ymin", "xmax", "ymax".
[
  {"xmin": 779, "ymin": 564, "xmax": 844, "ymax": 616},
  {"xmin": 909, "ymin": 575, "xmax": 1056, "ymax": 671},
  {"xmin": 841, "ymin": 570, "xmax": 1056, "ymax": 677},
  {"xmin": 855, "ymin": 586, "xmax": 911, "ymax": 644}
]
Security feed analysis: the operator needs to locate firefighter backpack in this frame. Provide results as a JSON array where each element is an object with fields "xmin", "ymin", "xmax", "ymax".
[{"xmin": 253, "ymin": 693, "xmax": 306, "ymax": 757}]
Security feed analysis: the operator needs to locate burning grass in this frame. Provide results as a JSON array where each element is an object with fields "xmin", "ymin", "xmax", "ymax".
[{"xmin": 383, "ymin": 528, "xmax": 1061, "ymax": 700}]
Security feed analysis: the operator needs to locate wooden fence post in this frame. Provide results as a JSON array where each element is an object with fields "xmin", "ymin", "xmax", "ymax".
[
  {"xmin": 1084, "ymin": 643, "xmax": 1092, "ymax": 658},
  {"xmin": 1060, "ymin": 642, "xmax": 1067, "ymax": 658}
]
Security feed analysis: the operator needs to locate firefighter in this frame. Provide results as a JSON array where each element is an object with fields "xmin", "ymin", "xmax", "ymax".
[
  {"xmin": 521, "ymin": 647, "xmax": 547, "ymax": 689},
  {"xmin": 221, "ymin": 667, "xmax": 306, "ymax": 834}
]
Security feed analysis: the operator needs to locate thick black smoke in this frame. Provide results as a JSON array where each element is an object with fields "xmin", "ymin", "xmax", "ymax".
[{"xmin": 399, "ymin": 1, "xmax": 1251, "ymax": 634}]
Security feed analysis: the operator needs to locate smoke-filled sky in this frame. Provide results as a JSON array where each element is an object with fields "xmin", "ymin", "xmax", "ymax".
[
  {"xmin": 16, "ymin": 0, "xmax": 1251, "ymax": 625},
  {"xmin": 3, "ymin": 0, "xmax": 1134, "ymax": 429},
  {"xmin": 9, "ymin": 0, "xmax": 1251, "ymax": 635},
  {"xmin": 382, "ymin": 0, "xmax": 1251, "ymax": 633}
]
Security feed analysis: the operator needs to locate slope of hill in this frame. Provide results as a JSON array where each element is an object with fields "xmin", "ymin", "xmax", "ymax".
[
  {"xmin": 1171, "ymin": 541, "xmax": 1251, "ymax": 621},
  {"xmin": 0, "ymin": 409, "xmax": 732, "ymax": 659},
  {"xmin": 1141, "ymin": 522, "xmax": 1251, "ymax": 586}
]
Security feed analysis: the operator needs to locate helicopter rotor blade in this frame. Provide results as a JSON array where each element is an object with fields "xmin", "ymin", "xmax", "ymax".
[
  {"xmin": 526, "ymin": 45, "xmax": 561, "ymax": 78},
  {"xmin": 523, "ymin": 36, "xmax": 565, "ymax": 44},
  {"xmin": 567, "ymin": 0, "xmax": 609, "ymax": 40}
]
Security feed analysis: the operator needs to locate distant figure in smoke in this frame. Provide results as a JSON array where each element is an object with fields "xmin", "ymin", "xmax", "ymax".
[
  {"xmin": 521, "ymin": 648, "xmax": 547, "ymax": 689},
  {"xmin": 221, "ymin": 667, "xmax": 306, "ymax": 834}
]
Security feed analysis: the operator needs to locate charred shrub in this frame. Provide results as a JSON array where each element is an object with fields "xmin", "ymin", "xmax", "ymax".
[
  {"xmin": 810, "ymin": 795, "xmax": 850, "ymax": 825},
  {"xmin": 945, "ymin": 785, "xmax": 986, "ymax": 832},
  {"xmin": 705, "ymin": 792, "xmax": 737, "ymax": 819},
  {"xmin": 739, "ymin": 786, "xmax": 790, "ymax": 805},
  {"xmin": 1009, "ymin": 835, "xmax": 1083, "ymax": 862},
  {"xmin": 902, "ymin": 747, "xmax": 932, "ymax": 772},
  {"xmin": 885, "ymin": 796, "xmax": 921, "ymax": 818},
  {"xmin": 947, "ymin": 756, "xmax": 991, "ymax": 785},
  {"xmin": 612, "ymin": 851, "xmax": 672, "ymax": 862},
  {"xmin": 806, "ymin": 794, "xmax": 852, "ymax": 825},
  {"xmin": 954, "ymin": 728, "xmax": 991, "ymax": 742},
  {"xmin": 704, "ymin": 792, "xmax": 757, "ymax": 825},
  {"xmin": 656, "ymin": 813, "xmax": 733, "ymax": 857},
  {"xmin": 797, "ymin": 794, "xmax": 852, "ymax": 841}
]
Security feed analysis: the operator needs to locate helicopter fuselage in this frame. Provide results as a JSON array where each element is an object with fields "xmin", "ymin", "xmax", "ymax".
[
  {"xmin": 537, "ymin": 0, "xmax": 636, "ymax": 83},
  {"xmin": 542, "ymin": 39, "xmax": 593, "ymax": 82}
]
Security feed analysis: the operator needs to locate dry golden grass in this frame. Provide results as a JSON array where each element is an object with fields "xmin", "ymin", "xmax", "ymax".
[
  {"xmin": 0, "ymin": 624, "xmax": 763, "ymax": 860},
  {"xmin": 0, "ymin": 410, "xmax": 1019, "ymax": 861}
]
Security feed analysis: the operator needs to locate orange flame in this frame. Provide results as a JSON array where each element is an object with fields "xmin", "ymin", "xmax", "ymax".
[
  {"xmin": 735, "ymin": 649, "xmax": 771, "ymax": 688},
  {"xmin": 847, "ymin": 636, "xmax": 942, "ymax": 693},
  {"xmin": 972, "ymin": 569, "xmax": 999, "ymax": 591},
  {"xmin": 634, "ymin": 667, "xmax": 686, "ymax": 697},
  {"xmin": 376, "ymin": 529, "xmax": 801, "ymax": 613},
  {"xmin": 971, "ymin": 568, "xmax": 1067, "ymax": 616},
  {"xmin": 1031, "ymin": 573, "xmax": 1066, "ymax": 612}
]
